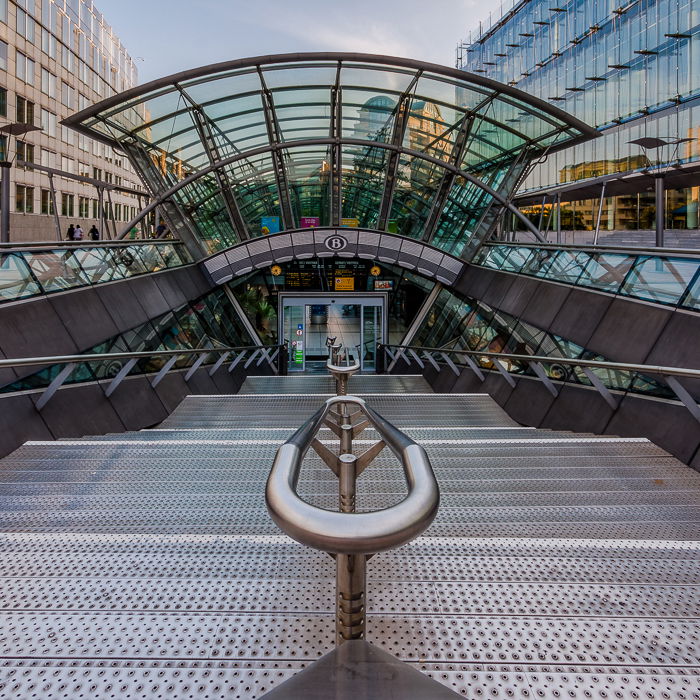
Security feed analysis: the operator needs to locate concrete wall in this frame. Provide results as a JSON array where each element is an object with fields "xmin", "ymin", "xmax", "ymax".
[{"xmin": 0, "ymin": 362, "xmax": 274, "ymax": 459}]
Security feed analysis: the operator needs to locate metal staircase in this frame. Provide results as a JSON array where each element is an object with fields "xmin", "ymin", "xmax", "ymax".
[{"xmin": 0, "ymin": 374, "xmax": 699, "ymax": 698}]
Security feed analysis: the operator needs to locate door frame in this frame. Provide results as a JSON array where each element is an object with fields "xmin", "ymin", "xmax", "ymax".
[{"xmin": 278, "ymin": 292, "xmax": 388, "ymax": 372}]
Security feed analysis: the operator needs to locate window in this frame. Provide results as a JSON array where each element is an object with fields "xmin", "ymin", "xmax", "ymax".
[
  {"xmin": 41, "ymin": 189, "xmax": 54, "ymax": 215},
  {"xmin": 78, "ymin": 196, "xmax": 89, "ymax": 218},
  {"xmin": 40, "ymin": 149, "xmax": 55, "ymax": 168},
  {"xmin": 92, "ymin": 199, "xmax": 98, "ymax": 218},
  {"xmin": 61, "ymin": 193, "xmax": 74, "ymax": 217},
  {"xmin": 0, "ymin": 40, "xmax": 7, "ymax": 71},
  {"xmin": 61, "ymin": 44, "xmax": 73, "ymax": 72},
  {"xmin": 78, "ymin": 161, "xmax": 89, "ymax": 177},
  {"xmin": 16, "ymin": 140, "xmax": 34, "ymax": 164},
  {"xmin": 78, "ymin": 93, "xmax": 88, "ymax": 111},
  {"xmin": 40, "ymin": 108, "xmax": 57, "ymax": 137},
  {"xmin": 16, "ymin": 8, "xmax": 36, "ymax": 43},
  {"xmin": 41, "ymin": 28, "xmax": 57, "ymax": 58},
  {"xmin": 61, "ymin": 81, "xmax": 74, "ymax": 109},
  {"xmin": 60, "ymin": 125, "xmax": 75, "ymax": 146},
  {"xmin": 16, "ymin": 52, "xmax": 35, "ymax": 85},
  {"xmin": 60, "ymin": 155, "xmax": 74, "ymax": 173},
  {"xmin": 17, "ymin": 97, "xmax": 35, "ymax": 125},
  {"xmin": 92, "ymin": 166, "xmax": 102, "ymax": 180},
  {"xmin": 41, "ymin": 68, "xmax": 56, "ymax": 97},
  {"xmin": 0, "ymin": 0, "xmax": 7, "ymax": 24},
  {"xmin": 0, "ymin": 87, "xmax": 6, "ymax": 118},
  {"xmin": 16, "ymin": 185, "xmax": 34, "ymax": 213},
  {"xmin": 0, "ymin": 135, "xmax": 7, "ymax": 161}
]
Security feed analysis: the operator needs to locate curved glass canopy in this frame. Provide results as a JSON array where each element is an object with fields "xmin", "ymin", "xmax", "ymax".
[{"xmin": 65, "ymin": 53, "xmax": 597, "ymax": 258}]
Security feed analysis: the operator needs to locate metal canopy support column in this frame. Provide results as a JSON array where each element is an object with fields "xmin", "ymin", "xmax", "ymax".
[
  {"xmin": 258, "ymin": 69, "xmax": 295, "ymax": 229},
  {"xmin": 329, "ymin": 64, "xmax": 343, "ymax": 227},
  {"xmin": 377, "ymin": 72, "xmax": 421, "ymax": 231},
  {"xmin": 97, "ymin": 187, "xmax": 106, "ymax": 240},
  {"xmin": 105, "ymin": 188, "xmax": 117, "ymax": 240},
  {"xmin": 47, "ymin": 173, "xmax": 62, "ymax": 241},
  {"xmin": 655, "ymin": 175, "xmax": 665, "ymax": 247},
  {"xmin": 0, "ymin": 161, "xmax": 10, "ymax": 243},
  {"xmin": 188, "ymin": 99, "xmax": 250, "ymax": 242},
  {"xmin": 422, "ymin": 115, "xmax": 475, "ymax": 243},
  {"xmin": 593, "ymin": 181, "xmax": 606, "ymax": 245}
]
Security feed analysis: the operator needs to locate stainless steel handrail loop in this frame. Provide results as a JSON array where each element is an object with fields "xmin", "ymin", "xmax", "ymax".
[{"xmin": 266, "ymin": 394, "xmax": 439, "ymax": 643}]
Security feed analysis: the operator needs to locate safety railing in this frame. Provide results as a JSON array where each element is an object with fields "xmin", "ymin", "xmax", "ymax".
[
  {"xmin": 0, "ymin": 240, "xmax": 192, "ymax": 303},
  {"xmin": 266, "ymin": 372, "xmax": 439, "ymax": 644},
  {"xmin": 472, "ymin": 242, "xmax": 700, "ymax": 310},
  {"xmin": 381, "ymin": 343, "xmax": 700, "ymax": 424},
  {"xmin": 0, "ymin": 344, "xmax": 286, "ymax": 409}
]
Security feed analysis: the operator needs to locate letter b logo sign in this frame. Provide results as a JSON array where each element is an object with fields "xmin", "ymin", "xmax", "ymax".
[{"xmin": 325, "ymin": 235, "xmax": 348, "ymax": 252}]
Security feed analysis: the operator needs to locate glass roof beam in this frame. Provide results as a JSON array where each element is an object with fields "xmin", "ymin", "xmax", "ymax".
[
  {"xmin": 422, "ymin": 114, "xmax": 476, "ymax": 244},
  {"xmin": 258, "ymin": 68, "xmax": 296, "ymax": 230},
  {"xmin": 329, "ymin": 64, "xmax": 342, "ymax": 227},
  {"xmin": 187, "ymin": 99, "xmax": 250, "ymax": 242},
  {"xmin": 377, "ymin": 71, "xmax": 421, "ymax": 231}
]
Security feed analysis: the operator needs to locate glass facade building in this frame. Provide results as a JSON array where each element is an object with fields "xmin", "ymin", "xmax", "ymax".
[
  {"xmin": 458, "ymin": 0, "xmax": 700, "ymax": 244},
  {"xmin": 64, "ymin": 53, "xmax": 596, "ymax": 259}
]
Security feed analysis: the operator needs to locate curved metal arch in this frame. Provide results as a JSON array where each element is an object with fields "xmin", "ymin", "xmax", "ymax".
[
  {"xmin": 63, "ymin": 52, "xmax": 598, "ymax": 150},
  {"xmin": 117, "ymin": 136, "xmax": 545, "ymax": 243}
]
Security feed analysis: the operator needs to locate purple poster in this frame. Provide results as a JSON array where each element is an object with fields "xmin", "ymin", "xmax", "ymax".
[{"xmin": 300, "ymin": 217, "xmax": 320, "ymax": 228}]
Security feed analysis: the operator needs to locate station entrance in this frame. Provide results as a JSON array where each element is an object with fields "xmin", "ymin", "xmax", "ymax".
[{"xmin": 279, "ymin": 293, "xmax": 386, "ymax": 373}]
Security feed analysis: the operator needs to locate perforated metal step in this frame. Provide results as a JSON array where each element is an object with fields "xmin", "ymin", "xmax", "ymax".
[{"xmin": 0, "ymin": 383, "xmax": 698, "ymax": 698}]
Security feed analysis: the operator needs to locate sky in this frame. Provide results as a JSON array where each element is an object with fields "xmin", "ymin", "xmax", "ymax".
[{"xmin": 95, "ymin": 0, "xmax": 505, "ymax": 85}]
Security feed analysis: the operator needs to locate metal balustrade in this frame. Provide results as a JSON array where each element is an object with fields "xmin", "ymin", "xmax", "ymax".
[
  {"xmin": 266, "ymin": 367, "xmax": 439, "ymax": 644},
  {"xmin": 0, "ymin": 344, "xmax": 286, "ymax": 409},
  {"xmin": 380, "ymin": 343, "xmax": 700, "ymax": 424},
  {"xmin": 472, "ymin": 242, "xmax": 700, "ymax": 309},
  {"xmin": 0, "ymin": 240, "xmax": 191, "ymax": 303}
]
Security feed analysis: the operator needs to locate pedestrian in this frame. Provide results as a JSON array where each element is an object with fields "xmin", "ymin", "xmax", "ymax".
[
  {"xmin": 74, "ymin": 224, "xmax": 84, "ymax": 240},
  {"xmin": 89, "ymin": 224, "xmax": 100, "ymax": 241},
  {"xmin": 155, "ymin": 220, "xmax": 168, "ymax": 237},
  {"xmin": 66, "ymin": 224, "xmax": 75, "ymax": 240}
]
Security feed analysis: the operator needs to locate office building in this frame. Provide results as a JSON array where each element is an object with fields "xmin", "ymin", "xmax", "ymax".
[
  {"xmin": 0, "ymin": 0, "xmax": 143, "ymax": 241},
  {"xmin": 458, "ymin": 0, "xmax": 700, "ymax": 245}
]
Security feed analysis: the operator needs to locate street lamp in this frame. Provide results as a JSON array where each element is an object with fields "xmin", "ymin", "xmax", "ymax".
[
  {"xmin": 0, "ymin": 121, "xmax": 42, "ymax": 242},
  {"xmin": 628, "ymin": 136, "xmax": 694, "ymax": 247}
]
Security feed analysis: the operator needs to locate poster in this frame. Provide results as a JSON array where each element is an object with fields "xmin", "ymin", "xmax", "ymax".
[
  {"xmin": 300, "ymin": 216, "xmax": 320, "ymax": 228},
  {"xmin": 387, "ymin": 220, "xmax": 398, "ymax": 233},
  {"xmin": 335, "ymin": 276, "xmax": 355, "ymax": 291},
  {"xmin": 374, "ymin": 279, "xmax": 394, "ymax": 290},
  {"xmin": 261, "ymin": 216, "xmax": 280, "ymax": 235},
  {"xmin": 340, "ymin": 218, "xmax": 359, "ymax": 228}
]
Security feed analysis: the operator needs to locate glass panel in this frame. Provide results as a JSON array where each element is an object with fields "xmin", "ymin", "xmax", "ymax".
[
  {"xmin": 681, "ymin": 269, "xmax": 700, "ymax": 310},
  {"xmin": 620, "ymin": 256, "xmax": 700, "ymax": 305},
  {"xmin": 71, "ymin": 247, "xmax": 126, "ymax": 284},
  {"xmin": 23, "ymin": 250, "xmax": 88, "ymax": 292},
  {"xmin": 361, "ymin": 304, "xmax": 380, "ymax": 370},
  {"xmin": 0, "ymin": 252, "xmax": 41, "ymax": 300},
  {"xmin": 577, "ymin": 253, "xmax": 635, "ymax": 293}
]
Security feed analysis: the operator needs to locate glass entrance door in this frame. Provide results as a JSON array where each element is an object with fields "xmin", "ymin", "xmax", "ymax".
[{"xmin": 280, "ymin": 295, "xmax": 385, "ymax": 372}]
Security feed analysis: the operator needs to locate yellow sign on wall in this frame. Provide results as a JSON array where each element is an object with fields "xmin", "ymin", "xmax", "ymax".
[
  {"xmin": 340, "ymin": 218, "xmax": 359, "ymax": 228},
  {"xmin": 334, "ymin": 276, "xmax": 355, "ymax": 291}
]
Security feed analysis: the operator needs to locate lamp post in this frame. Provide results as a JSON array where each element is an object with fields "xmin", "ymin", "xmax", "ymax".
[
  {"xmin": 0, "ymin": 122, "xmax": 42, "ymax": 243},
  {"xmin": 628, "ymin": 136, "xmax": 693, "ymax": 248}
]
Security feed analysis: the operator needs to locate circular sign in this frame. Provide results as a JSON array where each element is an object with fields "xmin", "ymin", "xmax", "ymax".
[
  {"xmin": 270, "ymin": 264, "xmax": 282, "ymax": 276},
  {"xmin": 370, "ymin": 265, "xmax": 381, "ymax": 277},
  {"xmin": 324, "ymin": 234, "xmax": 348, "ymax": 252}
]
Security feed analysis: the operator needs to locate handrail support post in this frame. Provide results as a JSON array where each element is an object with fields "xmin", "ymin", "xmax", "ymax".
[{"xmin": 336, "ymin": 553, "xmax": 366, "ymax": 644}]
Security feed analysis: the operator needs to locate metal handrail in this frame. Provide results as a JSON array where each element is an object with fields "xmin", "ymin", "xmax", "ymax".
[
  {"xmin": 0, "ymin": 343, "xmax": 286, "ymax": 410},
  {"xmin": 481, "ymin": 240, "xmax": 700, "ymax": 258},
  {"xmin": 0, "ymin": 345, "xmax": 274, "ymax": 370},
  {"xmin": 381, "ymin": 344, "xmax": 700, "ymax": 380},
  {"xmin": 380, "ymin": 343, "xmax": 700, "ymax": 423},
  {"xmin": 0, "ymin": 239, "xmax": 184, "ymax": 251},
  {"xmin": 266, "ymin": 379, "xmax": 439, "ymax": 645},
  {"xmin": 266, "ymin": 395, "xmax": 439, "ymax": 555}
]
